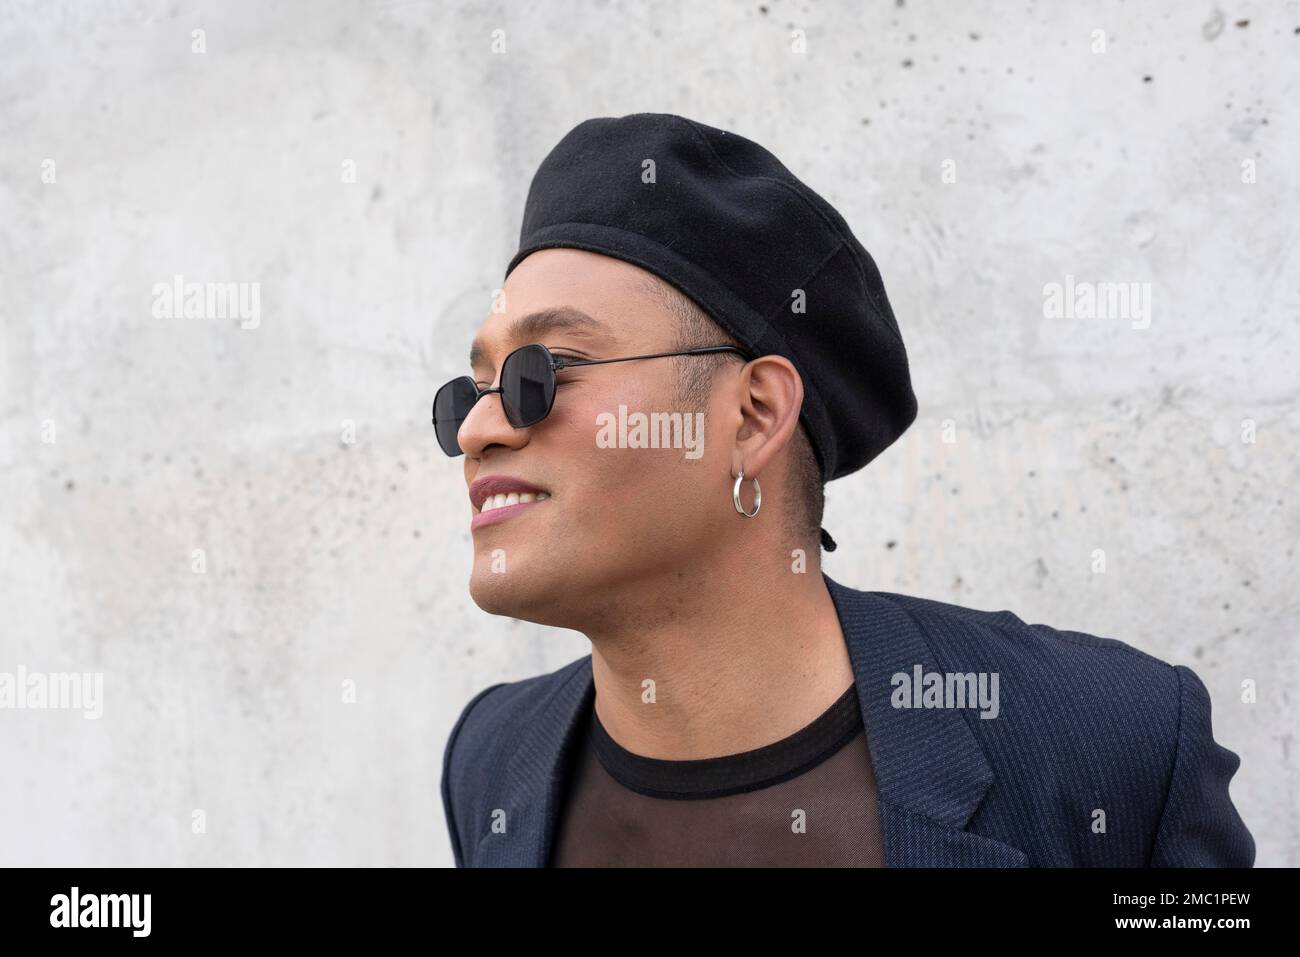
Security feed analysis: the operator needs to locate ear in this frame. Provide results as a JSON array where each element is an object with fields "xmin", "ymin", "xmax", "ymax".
[{"xmin": 728, "ymin": 355, "xmax": 804, "ymax": 480}]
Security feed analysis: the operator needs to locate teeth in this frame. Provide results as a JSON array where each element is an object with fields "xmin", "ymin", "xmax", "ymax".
[{"xmin": 480, "ymin": 490, "xmax": 551, "ymax": 512}]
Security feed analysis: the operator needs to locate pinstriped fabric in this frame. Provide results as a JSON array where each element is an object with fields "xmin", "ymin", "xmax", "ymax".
[
  {"xmin": 871, "ymin": 591, "xmax": 1253, "ymax": 867},
  {"xmin": 440, "ymin": 574, "xmax": 1255, "ymax": 867},
  {"xmin": 1151, "ymin": 665, "xmax": 1250, "ymax": 866},
  {"xmin": 827, "ymin": 589, "xmax": 995, "ymax": 829},
  {"xmin": 902, "ymin": 606, "xmax": 1180, "ymax": 865},
  {"xmin": 885, "ymin": 802, "xmax": 1030, "ymax": 867},
  {"xmin": 439, "ymin": 680, "xmax": 506, "ymax": 867},
  {"xmin": 449, "ymin": 660, "xmax": 594, "ymax": 867}
]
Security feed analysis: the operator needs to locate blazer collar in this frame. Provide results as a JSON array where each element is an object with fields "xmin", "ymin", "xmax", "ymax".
[{"xmin": 473, "ymin": 572, "xmax": 1026, "ymax": 867}]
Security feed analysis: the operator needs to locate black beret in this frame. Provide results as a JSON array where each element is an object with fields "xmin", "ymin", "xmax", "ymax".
[{"xmin": 504, "ymin": 112, "xmax": 917, "ymax": 485}]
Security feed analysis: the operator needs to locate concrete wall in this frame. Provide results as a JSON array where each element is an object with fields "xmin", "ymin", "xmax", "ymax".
[{"xmin": 0, "ymin": 0, "xmax": 1295, "ymax": 866}]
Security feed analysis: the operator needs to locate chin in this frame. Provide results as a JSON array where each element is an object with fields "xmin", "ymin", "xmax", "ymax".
[
  {"xmin": 469, "ymin": 562, "xmax": 554, "ymax": 624},
  {"xmin": 469, "ymin": 546, "xmax": 614, "ymax": 629}
]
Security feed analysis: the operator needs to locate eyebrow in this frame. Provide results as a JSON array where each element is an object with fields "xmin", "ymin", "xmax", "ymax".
[{"xmin": 469, "ymin": 306, "xmax": 607, "ymax": 369}]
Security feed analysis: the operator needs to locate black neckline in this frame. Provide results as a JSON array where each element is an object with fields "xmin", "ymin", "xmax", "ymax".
[{"xmin": 588, "ymin": 682, "xmax": 863, "ymax": 800}]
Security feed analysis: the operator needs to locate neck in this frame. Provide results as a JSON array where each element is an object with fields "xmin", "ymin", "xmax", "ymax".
[{"xmin": 582, "ymin": 549, "xmax": 855, "ymax": 761}]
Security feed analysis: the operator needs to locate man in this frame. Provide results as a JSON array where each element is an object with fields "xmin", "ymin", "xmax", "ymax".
[{"xmin": 437, "ymin": 113, "xmax": 1254, "ymax": 867}]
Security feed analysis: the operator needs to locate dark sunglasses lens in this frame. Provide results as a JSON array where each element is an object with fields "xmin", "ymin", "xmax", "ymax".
[
  {"xmin": 500, "ymin": 345, "xmax": 555, "ymax": 427},
  {"xmin": 432, "ymin": 377, "xmax": 479, "ymax": 456}
]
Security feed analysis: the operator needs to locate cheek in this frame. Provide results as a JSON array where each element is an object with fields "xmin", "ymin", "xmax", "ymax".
[
  {"xmin": 540, "ymin": 382, "xmax": 715, "ymax": 514},
  {"xmin": 540, "ymin": 379, "xmax": 659, "ymax": 455}
]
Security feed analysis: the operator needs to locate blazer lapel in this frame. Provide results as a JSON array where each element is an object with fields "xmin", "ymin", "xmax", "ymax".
[
  {"xmin": 472, "ymin": 658, "xmax": 595, "ymax": 867},
  {"xmin": 474, "ymin": 574, "xmax": 1026, "ymax": 867},
  {"xmin": 823, "ymin": 572, "xmax": 1027, "ymax": 867}
]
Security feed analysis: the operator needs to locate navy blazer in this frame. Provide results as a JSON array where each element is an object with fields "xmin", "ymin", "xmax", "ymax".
[{"xmin": 441, "ymin": 574, "xmax": 1255, "ymax": 867}]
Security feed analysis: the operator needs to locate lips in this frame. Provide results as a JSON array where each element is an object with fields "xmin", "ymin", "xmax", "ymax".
[
  {"xmin": 469, "ymin": 475, "xmax": 549, "ymax": 511},
  {"xmin": 468, "ymin": 475, "xmax": 551, "ymax": 530}
]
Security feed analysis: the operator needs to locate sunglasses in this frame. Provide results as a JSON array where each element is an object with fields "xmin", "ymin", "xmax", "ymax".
[{"xmin": 432, "ymin": 342, "xmax": 749, "ymax": 456}]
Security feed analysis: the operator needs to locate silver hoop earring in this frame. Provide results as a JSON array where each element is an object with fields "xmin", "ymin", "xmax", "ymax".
[{"xmin": 733, "ymin": 468, "xmax": 761, "ymax": 518}]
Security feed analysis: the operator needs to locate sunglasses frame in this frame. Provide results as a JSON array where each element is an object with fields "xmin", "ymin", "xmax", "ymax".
[{"xmin": 432, "ymin": 342, "xmax": 751, "ymax": 457}]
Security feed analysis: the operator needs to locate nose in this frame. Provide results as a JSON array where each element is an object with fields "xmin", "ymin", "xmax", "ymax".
[{"xmin": 457, "ymin": 384, "xmax": 530, "ymax": 459}]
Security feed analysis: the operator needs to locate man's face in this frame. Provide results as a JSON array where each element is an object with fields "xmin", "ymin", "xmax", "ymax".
[{"xmin": 457, "ymin": 248, "xmax": 736, "ymax": 628}]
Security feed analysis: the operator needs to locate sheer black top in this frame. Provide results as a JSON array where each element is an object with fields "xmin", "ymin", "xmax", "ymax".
[{"xmin": 551, "ymin": 682, "xmax": 884, "ymax": 867}]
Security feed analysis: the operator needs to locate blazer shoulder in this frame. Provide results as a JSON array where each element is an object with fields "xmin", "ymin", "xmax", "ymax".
[
  {"xmin": 873, "ymin": 588, "xmax": 1178, "ymax": 683},
  {"xmin": 871, "ymin": 588, "xmax": 1186, "ymax": 742},
  {"xmin": 440, "ymin": 655, "xmax": 590, "ymax": 865},
  {"xmin": 450, "ymin": 655, "xmax": 590, "ymax": 759},
  {"xmin": 864, "ymin": 588, "xmax": 1252, "ymax": 864}
]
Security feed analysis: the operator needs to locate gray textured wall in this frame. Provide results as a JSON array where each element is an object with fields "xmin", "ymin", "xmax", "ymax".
[{"xmin": 1, "ymin": 0, "xmax": 1295, "ymax": 866}]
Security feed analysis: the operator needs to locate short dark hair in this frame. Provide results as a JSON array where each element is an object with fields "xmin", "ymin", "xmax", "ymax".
[{"xmin": 633, "ymin": 274, "xmax": 825, "ymax": 548}]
